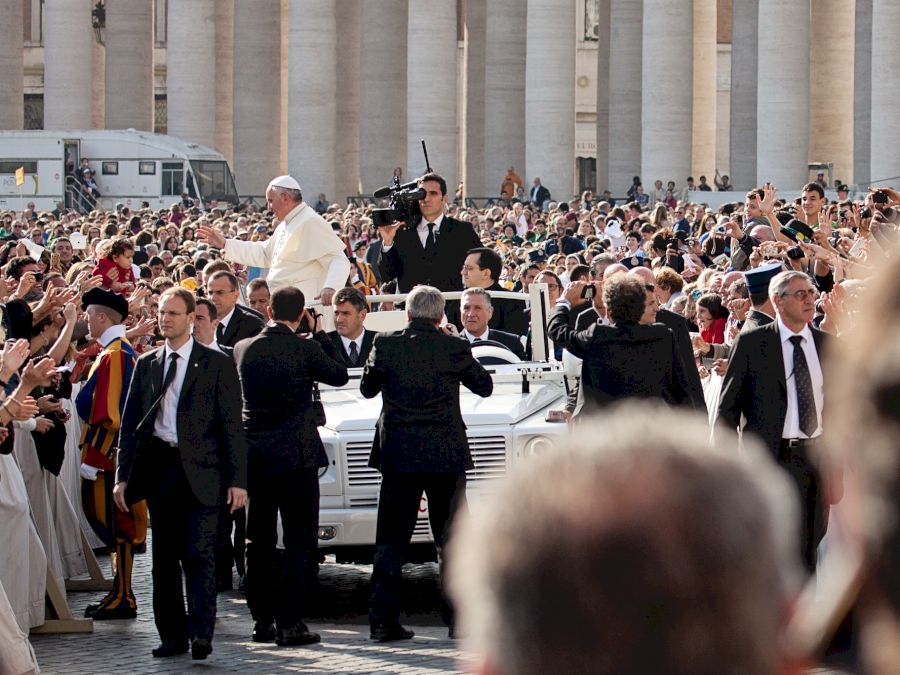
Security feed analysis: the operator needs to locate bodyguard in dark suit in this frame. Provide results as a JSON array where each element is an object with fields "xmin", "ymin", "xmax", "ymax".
[
  {"xmin": 114, "ymin": 287, "xmax": 247, "ymax": 661},
  {"xmin": 327, "ymin": 287, "xmax": 376, "ymax": 367},
  {"xmin": 206, "ymin": 270, "xmax": 265, "ymax": 348},
  {"xmin": 234, "ymin": 287, "xmax": 349, "ymax": 647},
  {"xmin": 361, "ymin": 285, "xmax": 493, "ymax": 642},
  {"xmin": 205, "ymin": 270, "xmax": 261, "ymax": 589},
  {"xmin": 378, "ymin": 173, "xmax": 481, "ymax": 293},
  {"xmin": 458, "ymin": 288, "xmax": 526, "ymax": 360},
  {"xmin": 549, "ymin": 276, "xmax": 687, "ymax": 418},
  {"xmin": 717, "ymin": 271, "xmax": 832, "ymax": 573}
]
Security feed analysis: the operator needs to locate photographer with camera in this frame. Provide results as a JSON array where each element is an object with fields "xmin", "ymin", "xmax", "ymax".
[{"xmin": 377, "ymin": 173, "xmax": 480, "ymax": 293}]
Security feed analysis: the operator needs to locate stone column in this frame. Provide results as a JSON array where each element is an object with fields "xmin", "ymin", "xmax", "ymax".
[
  {"xmin": 105, "ymin": 0, "xmax": 154, "ymax": 130},
  {"xmin": 334, "ymin": 0, "xmax": 361, "ymax": 203},
  {"xmin": 288, "ymin": 0, "xmax": 337, "ymax": 200},
  {"xmin": 166, "ymin": 0, "xmax": 216, "ymax": 147},
  {"xmin": 729, "ymin": 0, "xmax": 758, "ymax": 190},
  {"xmin": 870, "ymin": 0, "xmax": 900, "ymax": 184},
  {"xmin": 641, "ymin": 0, "xmax": 692, "ymax": 188},
  {"xmin": 91, "ymin": 38, "xmax": 105, "ymax": 128},
  {"xmin": 359, "ymin": 0, "xmax": 407, "ymax": 193},
  {"xmin": 233, "ymin": 0, "xmax": 281, "ymax": 196},
  {"xmin": 407, "ymin": 0, "xmax": 458, "ymax": 189},
  {"xmin": 484, "ymin": 1, "xmax": 525, "ymax": 199},
  {"xmin": 526, "ymin": 0, "xmax": 575, "ymax": 202},
  {"xmin": 608, "ymin": 0, "xmax": 642, "ymax": 195},
  {"xmin": 462, "ymin": 0, "xmax": 486, "ymax": 198},
  {"xmin": 214, "ymin": 0, "xmax": 234, "ymax": 163},
  {"xmin": 594, "ymin": 0, "xmax": 610, "ymax": 193},
  {"xmin": 0, "ymin": 0, "xmax": 23, "ymax": 128},
  {"xmin": 44, "ymin": 0, "xmax": 94, "ymax": 128},
  {"xmin": 854, "ymin": 0, "xmax": 871, "ymax": 188},
  {"xmin": 809, "ymin": 0, "xmax": 854, "ymax": 186},
  {"xmin": 756, "ymin": 0, "xmax": 809, "ymax": 188},
  {"xmin": 692, "ymin": 0, "xmax": 717, "ymax": 182}
]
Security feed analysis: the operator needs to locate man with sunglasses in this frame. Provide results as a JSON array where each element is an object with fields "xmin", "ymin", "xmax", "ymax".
[{"xmin": 717, "ymin": 270, "xmax": 834, "ymax": 574}]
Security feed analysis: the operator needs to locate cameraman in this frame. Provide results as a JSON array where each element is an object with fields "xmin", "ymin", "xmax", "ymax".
[{"xmin": 378, "ymin": 173, "xmax": 480, "ymax": 293}]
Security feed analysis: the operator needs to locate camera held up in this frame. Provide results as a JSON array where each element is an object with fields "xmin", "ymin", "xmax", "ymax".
[{"xmin": 371, "ymin": 139, "xmax": 432, "ymax": 229}]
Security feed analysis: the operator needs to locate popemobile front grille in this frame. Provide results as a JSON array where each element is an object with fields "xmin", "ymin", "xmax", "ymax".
[{"xmin": 345, "ymin": 435, "xmax": 507, "ymax": 501}]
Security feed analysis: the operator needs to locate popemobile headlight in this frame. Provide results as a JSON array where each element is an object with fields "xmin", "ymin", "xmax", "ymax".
[{"xmin": 524, "ymin": 436, "xmax": 556, "ymax": 456}]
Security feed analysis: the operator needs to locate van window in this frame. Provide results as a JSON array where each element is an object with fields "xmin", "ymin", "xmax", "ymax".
[
  {"xmin": 162, "ymin": 162, "xmax": 183, "ymax": 196},
  {"xmin": 0, "ymin": 161, "xmax": 38, "ymax": 174},
  {"xmin": 189, "ymin": 160, "xmax": 238, "ymax": 201}
]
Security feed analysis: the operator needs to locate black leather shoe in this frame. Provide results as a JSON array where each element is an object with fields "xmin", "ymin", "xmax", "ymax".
[
  {"xmin": 370, "ymin": 624, "xmax": 415, "ymax": 643},
  {"xmin": 151, "ymin": 640, "xmax": 188, "ymax": 658},
  {"xmin": 216, "ymin": 576, "xmax": 233, "ymax": 592},
  {"xmin": 252, "ymin": 621, "xmax": 276, "ymax": 643},
  {"xmin": 276, "ymin": 625, "xmax": 321, "ymax": 647},
  {"xmin": 191, "ymin": 637, "xmax": 213, "ymax": 660},
  {"xmin": 83, "ymin": 603, "xmax": 100, "ymax": 618},
  {"xmin": 90, "ymin": 603, "xmax": 137, "ymax": 621}
]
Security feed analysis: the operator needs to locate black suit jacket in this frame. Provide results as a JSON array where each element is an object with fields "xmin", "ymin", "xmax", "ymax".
[
  {"xmin": 234, "ymin": 324, "xmax": 349, "ymax": 478},
  {"xmin": 117, "ymin": 341, "xmax": 248, "ymax": 506},
  {"xmin": 717, "ymin": 321, "xmax": 830, "ymax": 458},
  {"xmin": 326, "ymin": 329, "xmax": 376, "ymax": 367},
  {"xmin": 656, "ymin": 307, "xmax": 707, "ymax": 412},
  {"xmin": 548, "ymin": 305, "xmax": 687, "ymax": 416},
  {"xmin": 219, "ymin": 303, "xmax": 265, "ymax": 348},
  {"xmin": 378, "ymin": 216, "xmax": 481, "ymax": 292},
  {"xmin": 360, "ymin": 320, "xmax": 493, "ymax": 474}
]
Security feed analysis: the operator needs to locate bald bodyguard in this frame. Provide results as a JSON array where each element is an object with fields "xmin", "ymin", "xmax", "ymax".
[{"xmin": 198, "ymin": 175, "xmax": 350, "ymax": 305}]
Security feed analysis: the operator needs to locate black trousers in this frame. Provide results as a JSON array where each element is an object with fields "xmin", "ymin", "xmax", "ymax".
[
  {"xmin": 245, "ymin": 467, "xmax": 320, "ymax": 630},
  {"xmin": 145, "ymin": 441, "xmax": 220, "ymax": 643},
  {"xmin": 369, "ymin": 471, "xmax": 467, "ymax": 627},
  {"xmin": 215, "ymin": 504, "xmax": 246, "ymax": 582},
  {"xmin": 778, "ymin": 440, "xmax": 828, "ymax": 574}
]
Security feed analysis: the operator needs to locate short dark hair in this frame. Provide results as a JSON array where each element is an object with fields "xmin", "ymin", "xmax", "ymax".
[
  {"xmin": 247, "ymin": 278, "xmax": 269, "ymax": 294},
  {"xmin": 801, "ymin": 182, "xmax": 825, "ymax": 199},
  {"xmin": 333, "ymin": 286, "xmax": 367, "ymax": 312},
  {"xmin": 467, "ymin": 247, "xmax": 502, "ymax": 282},
  {"xmin": 196, "ymin": 297, "xmax": 218, "ymax": 321},
  {"xmin": 160, "ymin": 286, "xmax": 196, "ymax": 314},
  {"xmin": 420, "ymin": 172, "xmax": 447, "ymax": 196},
  {"xmin": 148, "ymin": 256, "xmax": 164, "ymax": 267},
  {"xmin": 5, "ymin": 256, "xmax": 36, "ymax": 280},
  {"xmin": 270, "ymin": 286, "xmax": 305, "ymax": 322},
  {"xmin": 569, "ymin": 264, "xmax": 591, "ymax": 283},
  {"xmin": 207, "ymin": 269, "xmax": 239, "ymax": 291},
  {"xmin": 603, "ymin": 275, "xmax": 647, "ymax": 325}
]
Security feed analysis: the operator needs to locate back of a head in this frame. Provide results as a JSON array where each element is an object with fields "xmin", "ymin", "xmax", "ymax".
[
  {"xmin": 406, "ymin": 284, "xmax": 444, "ymax": 324},
  {"xmin": 449, "ymin": 406, "xmax": 800, "ymax": 675},
  {"xmin": 270, "ymin": 286, "xmax": 305, "ymax": 322}
]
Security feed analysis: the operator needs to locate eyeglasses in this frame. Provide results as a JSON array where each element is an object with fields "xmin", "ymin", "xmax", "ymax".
[
  {"xmin": 643, "ymin": 284, "xmax": 656, "ymax": 292},
  {"xmin": 782, "ymin": 288, "xmax": 819, "ymax": 301}
]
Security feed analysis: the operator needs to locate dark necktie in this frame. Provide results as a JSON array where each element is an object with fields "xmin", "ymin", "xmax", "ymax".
[
  {"xmin": 424, "ymin": 222, "xmax": 436, "ymax": 255},
  {"xmin": 216, "ymin": 322, "xmax": 225, "ymax": 341},
  {"xmin": 473, "ymin": 337, "xmax": 482, "ymax": 343},
  {"xmin": 154, "ymin": 352, "xmax": 180, "ymax": 427},
  {"xmin": 789, "ymin": 335, "xmax": 817, "ymax": 436},
  {"xmin": 348, "ymin": 340, "xmax": 359, "ymax": 367}
]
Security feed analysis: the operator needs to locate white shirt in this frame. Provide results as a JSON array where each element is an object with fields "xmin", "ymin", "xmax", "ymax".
[
  {"xmin": 98, "ymin": 324, "xmax": 126, "ymax": 348},
  {"xmin": 415, "ymin": 213, "xmax": 444, "ymax": 248},
  {"xmin": 218, "ymin": 306, "xmax": 236, "ymax": 333},
  {"xmin": 463, "ymin": 327, "xmax": 490, "ymax": 343},
  {"xmin": 153, "ymin": 338, "xmax": 194, "ymax": 444},
  {"xmin": 777, "ymin": 317, "xmax": 824, "ymax": 439}
]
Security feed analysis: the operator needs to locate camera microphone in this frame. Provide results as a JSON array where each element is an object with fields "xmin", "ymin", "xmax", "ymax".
[{"xmin": 373, "ymin": 179, "xmax": 421, "ymax": 199}]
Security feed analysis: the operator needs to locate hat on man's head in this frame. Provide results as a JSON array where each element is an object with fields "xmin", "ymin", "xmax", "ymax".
[
  {"xmin": 81, "ymin": 287, "xmax": 129, "ymax": 323},
  {"xmin": 744, "ymin": 262, "xmax": 783, "ymax": 295},
  {"xmin": 527, "ymin": 249, "xmax": 548, "ymax": 263},
  {"xmin": 352, "ymin": 240, "xmax": 368, "ymax": 252},
  {"xmin": 267, "ymin": 175, "xmax": 302, "ymax": 192}
]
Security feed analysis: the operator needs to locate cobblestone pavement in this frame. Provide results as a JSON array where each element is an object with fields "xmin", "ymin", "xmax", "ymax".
[{"xmin": 32, "ymin": 543, "xmax": 475, "ymax": 674}]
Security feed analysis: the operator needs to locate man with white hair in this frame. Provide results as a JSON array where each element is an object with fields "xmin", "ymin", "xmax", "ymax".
[{"xmin": 197, "ymin": 175, "xmax": 350, "ymax": 305}]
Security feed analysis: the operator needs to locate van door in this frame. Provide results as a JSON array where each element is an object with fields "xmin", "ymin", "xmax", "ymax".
[{"xmin": 63, "ymin": 140, "xmax": 81, "ymax": 210}]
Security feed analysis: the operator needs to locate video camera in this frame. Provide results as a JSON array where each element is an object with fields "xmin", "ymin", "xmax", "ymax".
[{"xmin": 371, "ymin": 140, "xmax": 431, "ymax": 229}]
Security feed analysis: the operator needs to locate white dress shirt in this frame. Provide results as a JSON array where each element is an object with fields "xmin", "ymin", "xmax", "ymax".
[
  {"xmin": 777, "ymin": 317, "xmax": 824, "ymax": 439},
  {"xmin": 153, "ymin": 337, "xmax": 194, "ymax": 445},
  {"xmin": 416, "ymin": 213, "xmax": 444, "ymax": 248},
  {"xmin": 217, "ymin": 307, "xmax": 235, "ymax": 334}
]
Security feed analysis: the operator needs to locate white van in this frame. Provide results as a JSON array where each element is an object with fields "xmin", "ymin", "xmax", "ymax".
[{"xmin": 0, "ymin": 129, "xmax": 238, "ymax": 213}]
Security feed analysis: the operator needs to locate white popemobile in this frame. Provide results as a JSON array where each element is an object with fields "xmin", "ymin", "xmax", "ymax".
[{"xmin": 312, "ymin": 285, "xmax": 571, "ymax": 562}]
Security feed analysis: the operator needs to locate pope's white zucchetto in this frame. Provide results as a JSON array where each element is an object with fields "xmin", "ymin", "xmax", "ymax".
[{"xmin": 267, "ymin": 175, "xmax": 302, "ymax": 192}]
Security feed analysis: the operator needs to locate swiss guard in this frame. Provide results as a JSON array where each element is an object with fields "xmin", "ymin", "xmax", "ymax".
[{"xmin": 76, "ymin": 287, "xmax": 146, "ymax": 620}]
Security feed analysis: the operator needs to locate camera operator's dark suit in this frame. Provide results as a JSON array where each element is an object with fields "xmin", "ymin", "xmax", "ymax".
[
  {"xmin": 360, "ymin": 320, "xmax": 492, "ymax": 632},
  {"xmin": 234, "ymin": 324, "xmax": 348, "ymax": 633},
  {"xmin": 378, "ymin": 216, "xmax": 481, "ymax": 292}
]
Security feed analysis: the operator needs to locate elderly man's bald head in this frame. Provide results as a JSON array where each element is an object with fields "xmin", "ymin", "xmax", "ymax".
[
  {"xmin": 628, "ymin": 266, "xmax": 655, "ymax": 284},
  {"xmin": 603, "ymin": 263, "xmax": 628, "ymax": 280},
  {"xmin": 750, "ymin": 224, "xmax": 776, "ymax": 242}
]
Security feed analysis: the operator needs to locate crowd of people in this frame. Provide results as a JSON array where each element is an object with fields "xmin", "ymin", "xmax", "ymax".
[{"xmin": 0, "ymin": 159, "xmax": 897, "ymax": 673}]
